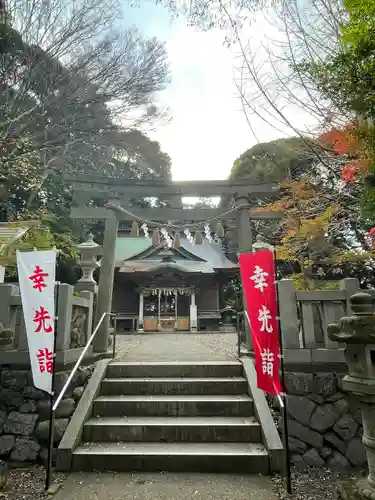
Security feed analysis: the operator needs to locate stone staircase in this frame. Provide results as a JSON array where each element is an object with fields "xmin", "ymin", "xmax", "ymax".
[{"xmin": 59, "ymin": 360, "xmax": 276, "ymax": 473}]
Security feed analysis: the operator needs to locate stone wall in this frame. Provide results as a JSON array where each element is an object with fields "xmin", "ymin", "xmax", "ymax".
[
  {"xmin": 0, "ymin": 365, "xmax": 93, "ymax": 465},
  {"xmin": 279, "ymin": 372, "xmax": 367, "ymax": 470}
]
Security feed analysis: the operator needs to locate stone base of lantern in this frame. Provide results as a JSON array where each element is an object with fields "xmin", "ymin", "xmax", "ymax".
[
  {"xmin": 339, "ymin": 477, "xmax": 375, "ymax": 500},
  {"xmin": 74, "ymin": 281, "xmax": 98, "ymax": 294}
]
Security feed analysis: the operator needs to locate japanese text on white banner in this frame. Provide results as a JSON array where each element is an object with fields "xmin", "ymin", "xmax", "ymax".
[{"xmin": 16, "ymin": 250, "xmax": 56, "ymax": 394}]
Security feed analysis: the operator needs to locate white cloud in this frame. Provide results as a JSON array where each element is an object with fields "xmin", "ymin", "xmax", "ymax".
[
  {"xmin": 122, "ymin": 3, "xmax": 315, "ymax": 182},
  {"xmin": 149, "ymin": 23, "xmax": 255, "ymax": 181}
]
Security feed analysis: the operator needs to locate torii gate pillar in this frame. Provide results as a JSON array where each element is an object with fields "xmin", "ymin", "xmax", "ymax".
[
  {"xmin": 94, "ymin": 204, "xmax": 119, "ymax": 353},
  {"xmin": 236, "ymin": 197, "xmax": 254, "ymax": 353},
  {"xmin": 236, "ymin": 198, "xmax": 253, "ymax": 253}
]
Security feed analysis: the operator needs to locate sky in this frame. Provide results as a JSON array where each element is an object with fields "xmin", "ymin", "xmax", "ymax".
[{"xmin": 121, "ymin": 2, "xmax": 296, "ymax": 182}]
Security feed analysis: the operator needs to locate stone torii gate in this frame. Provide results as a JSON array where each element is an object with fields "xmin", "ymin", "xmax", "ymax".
[{"xmin": 67, "ymin": 174, "xmax": 283, "ymax": 353}]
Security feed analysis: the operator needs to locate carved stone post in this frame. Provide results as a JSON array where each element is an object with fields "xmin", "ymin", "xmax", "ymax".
[
  {"xmin": 55, "ymin": 284, "xmax": 74, "ymax": 351},
  {"xmin": 328, "ymin": 292, "xmax": 375, "ymax": 499},
  {"xmin": 157, "ymin": 289, "xmax": 161, "ymax": 331},
  {"xmin": 190, "ymin": 291, "xmax": 197, "ymax": 332},
  {"xmin": 138, "ymin": 291, "xmax": 144, "ymax": 332},
  {"xmin": 94, "ymin": 205, "xmax": 119, "ymax": 352}
]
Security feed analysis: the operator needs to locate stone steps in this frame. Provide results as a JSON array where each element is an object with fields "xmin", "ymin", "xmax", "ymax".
[
  {"xmin": 68, "ymin": 361, "xmax": 271, "ymax": 473},
  {"xmin": 93, "ymin": 394, "xmax": 254, "ymax": 417},
  {"xmin": 72, "ymin": 442, "xmax": 269, "ymax": 473},
  {"xmin": 107, "ymin": 361, "xmax": 243, "ymax": 378},
  {"xmin": 100, "ymin": 377, "xmax": 248, "ymax": 395},
  {"xmin": 83, "ymin": 416, "xmax": 261, "ymax": 442}
]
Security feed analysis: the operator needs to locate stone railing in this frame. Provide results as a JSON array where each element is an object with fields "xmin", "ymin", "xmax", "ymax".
[
  {"xmin": 0, "ymin": 283, "xmax": 94, "ymax": 367},
  {"xmin": 198, "ymin": 310, "xmax": 221, "ymax": 318},
  {"xmin": 277, "ymin": 278, "xmax": 367, "ymax": 369}
]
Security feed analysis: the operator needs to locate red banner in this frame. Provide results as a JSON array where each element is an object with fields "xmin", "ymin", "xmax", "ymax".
[{"xmin": 239, "ymin": 250, "xmax": 282, "ymax": 395}]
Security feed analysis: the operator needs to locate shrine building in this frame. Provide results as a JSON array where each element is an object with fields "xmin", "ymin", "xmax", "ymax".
[
  {"xmin": 112, "ymin": 233, "xmax": 238, "ymax": 333},
  {"xmin": 67, "ymin": 173, "xmax": 282, "ymax": 349}
]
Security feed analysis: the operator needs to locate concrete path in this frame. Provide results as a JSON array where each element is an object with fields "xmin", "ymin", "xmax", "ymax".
[
  {"xmin": 54, "ymin": 472, "xmax": 279, "ymax": 500},
  {"xmin": 114, "ymin": 333, "xmax": 238, "ymax": 362}
]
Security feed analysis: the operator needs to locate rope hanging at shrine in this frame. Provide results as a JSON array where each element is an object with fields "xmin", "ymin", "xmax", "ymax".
[
  {"xmin": 105, "ymin": 201, "xmax": 234, "ymax": 246},
  {"xmin": 105, "ymin": 202, "xmax": 238, "ymax": 230}
]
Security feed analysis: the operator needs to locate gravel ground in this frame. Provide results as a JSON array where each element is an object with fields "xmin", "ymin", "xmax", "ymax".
[
  {"xmin": 272, "ymin": 467, "xmax": 353, "ymax": 500},
  {"xmin": 0, "ymin": 466, "xmax": 66, "ymax": 500},
  {"xmin": 195, "ymin": 333, "xmax": 238, "ymax": 359},
  {"xmin": 114, "ymin": 333, "xmax": 238, "ymax": 361},
  {"xmin": 53, "ymin": 471, "xmax": 279, "ymax": 500},
  {"xmin": 0, "ymin": 465, "xmax": 357, "ymax": 500}
]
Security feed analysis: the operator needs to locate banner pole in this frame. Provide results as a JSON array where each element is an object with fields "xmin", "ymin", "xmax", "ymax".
[
  {"xmin": 236, "ymin": 292, "xmax": 241, "ymax": 359},
  {"xmin": 45, "ymin": 281, "xmax": 60, "ymax": 492},
  {"xmin": 273, "ymin": 252, "xmax": 292, "ymax": 495}
]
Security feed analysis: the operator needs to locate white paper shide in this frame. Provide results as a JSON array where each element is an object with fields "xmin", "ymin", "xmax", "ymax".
[{"xmin": 16, "ymin": 250, "xmax": 56, "ymax": 394}]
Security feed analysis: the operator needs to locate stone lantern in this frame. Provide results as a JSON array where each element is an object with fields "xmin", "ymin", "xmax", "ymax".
[
  {"xmin": 328, "ymin": 292, "xmax": 375, "ymax": 499},
  {"xmin": 76, "ymin": 234, "xmax": 102, "ymax": 294},
  {"xmin": 252, "ymin": 234, "xmax": 274, "ymax": 253}
]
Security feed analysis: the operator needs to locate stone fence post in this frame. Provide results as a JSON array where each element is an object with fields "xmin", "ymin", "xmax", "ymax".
[
  {"xmin": 78, "ymin": 290, "xmax": 94, "ymax": 343},
  {"xmin": 340, "ymin": 277, "xmax": 359, "ymax": 315},
  {"xmin": 0, "ymin": 284, "xmax": 19, "ymax": 349},
  {"xmin": 56, "ymin": 284, "xmax": 74, "ymax": 351},
  {"xmin": 277, "ymin": 279, "xmax": 300, "ymax": 348}
]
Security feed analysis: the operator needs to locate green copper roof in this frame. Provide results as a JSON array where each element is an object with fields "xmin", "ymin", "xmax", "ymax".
[
  {"xmin": 118, "ymin": 260, "xmax": 215, "ymax": 274},
  {"xmin": 114, "ymin": 237, "xmax": 151, "ymax": 261},
  {"xmin": 114, "ymin": 236, "xmax": 237, "ymax": 271}
]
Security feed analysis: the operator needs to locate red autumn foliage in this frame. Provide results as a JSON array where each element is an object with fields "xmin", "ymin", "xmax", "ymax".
[
  {"xmin": 341, "ymin": 159, "xmax": 370, "ymax": 183},
  {"xmin": 318, "ymin": 124, "xmax": 370, "ymax": 184},
  {"xmin": 319, "ymin": 123, "xmax": 361, "ymax": 156},
  {"xmin": 341, "ymin": 164, "xmax": 357, "ymax": 183},
  {"xmin": 369, "ymin": 228, "xmax": 375, "ymax": 249}
]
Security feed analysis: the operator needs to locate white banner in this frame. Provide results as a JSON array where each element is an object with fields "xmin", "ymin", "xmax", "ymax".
[{"xmin": 16, "ymin": 250, "xmax": 57, "ymax": 394}]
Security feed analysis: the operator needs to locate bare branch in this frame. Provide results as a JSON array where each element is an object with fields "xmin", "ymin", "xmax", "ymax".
[{"xmin": 1, "ymin": 0, "xmax": 170, "ymax": 189}]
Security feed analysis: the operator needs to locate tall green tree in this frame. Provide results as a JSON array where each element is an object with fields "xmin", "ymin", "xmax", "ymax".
[
  {"xmin": 294, "ymin": 0, "xmax": 375, "ymax": 220},
  {"xmin": 230, "ymin": 137, "xmax": 316, "ymax": 182},
  {"xmin": 103, "ymin": 130, "xmax": 172, "ymax": 181},
  {"xmin": 0, "ymin": 0, "xmax": 173, "ymax": 278}
]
